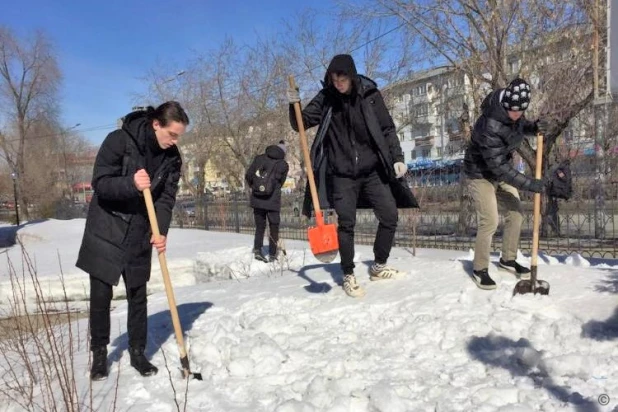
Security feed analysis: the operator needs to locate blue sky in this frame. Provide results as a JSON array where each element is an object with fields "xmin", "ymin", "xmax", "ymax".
[{"xmin": 2, "ymin": 0, "xmax": 336, "ymax": 145}]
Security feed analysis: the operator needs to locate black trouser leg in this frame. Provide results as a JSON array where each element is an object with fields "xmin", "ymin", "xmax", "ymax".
[
  {"xmin": 253, "ymin": 208, "xmax": 267, "ymax": 252},
  {"xmin": 122, "ymin": 272, "xmax": 148, "ymax": 350},
  {"xmin": 333, "ymin": 176, "xmax": 360, "ymax": 274},
  {"xmin": 89, "ymin": 275, "xmax": 113, "ymax": 348},
  {"xmin": 362, "ymin": 171, "xmax": 398, "ymax": 264},
  {"xmin": 267, "ymin": 210, "xmax": 280, "ymax": 256}
]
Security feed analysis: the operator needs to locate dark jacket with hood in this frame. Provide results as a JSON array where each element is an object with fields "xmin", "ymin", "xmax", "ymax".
[
  {"xmin": 289, "ymin": 54, "xmax": 419, "ymax": 217},
  {"xmin": 464, "ymin": 89, "xmax": 539, "ymax": 191},
  {"xmin": 76, "ymin": 110, "xmax": 182, "ymax": 288},
  {"xmin": 245, "ymin": 145, "xmax": 289, "ymax": 211}
]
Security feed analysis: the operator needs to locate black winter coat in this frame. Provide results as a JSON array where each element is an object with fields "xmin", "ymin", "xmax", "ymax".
[
  {"xmin": 245, "ymin": 145, "xmax": 289, "ymax": 211},
  {"xmin": 464, "ymin": 89, "xmax": 539, "ymax": 191},
  {"xmin": 289, "ymin": 75, "xmax": 419, "ymax": 217},
  {"xmin": 76, "ymin": 111, "xmax": 182, "ymax": 288}
]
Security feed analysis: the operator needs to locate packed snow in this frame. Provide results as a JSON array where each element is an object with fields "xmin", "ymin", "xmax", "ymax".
[{"xmin": 0, "ymin": 219, "xmax": 617, "ymax": 411}]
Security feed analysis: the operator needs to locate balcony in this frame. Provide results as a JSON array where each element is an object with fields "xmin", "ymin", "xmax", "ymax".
[
  {"xmin": 448, "ymin": 130, "xmax": 466, "ymax": 142},
  {"xmin": 415, "ymin": 135, "xmax": 434, "ymax": 146}
]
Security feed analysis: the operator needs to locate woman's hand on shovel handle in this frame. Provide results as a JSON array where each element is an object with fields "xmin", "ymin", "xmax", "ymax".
[
  {"xmin": 151, "ymin": 234, "xmax": 167, "ymax": 253},
  {"xmin": 134, "ymin": 169, "xmax": 151, "ymax": 191}
]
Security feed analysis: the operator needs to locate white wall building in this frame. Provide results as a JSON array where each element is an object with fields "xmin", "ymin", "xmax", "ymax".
[{"xmin": 384, "ymin": 66, "xmax": 474, "ymax": 166}]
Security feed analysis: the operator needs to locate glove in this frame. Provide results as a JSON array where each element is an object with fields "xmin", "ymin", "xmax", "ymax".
[
  {"xmin": 529, "ymin": 177, "xmax": 547, "ymax": 194},
  {"xmin": 536, "ymin": 119, "xmax": 551, "ymax": 135},
  {"xmin": 394, "ymin": 162, "xmax": 407, "ymax": 179},
  {"xmin": 287, "ymin": 87, "xmax": 300, "ymax": 104}
]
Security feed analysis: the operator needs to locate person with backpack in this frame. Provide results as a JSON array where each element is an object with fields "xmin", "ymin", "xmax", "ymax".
[
  {"xmin": 245, "ymin": 141, "xmax": 289, "ymax": 262},
  {"xmin": 464, "ymin": 78, "xmax": 551, "ymax": 290},
  {"xmin": 76, "ymin": 102, "xmax": 189, "ymax": 380},
  {"xmin": 287, "ymin": 54, "xmax": 419, "ymax": 298}
]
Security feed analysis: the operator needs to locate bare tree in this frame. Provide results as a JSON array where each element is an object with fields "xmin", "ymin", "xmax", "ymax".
[
  {"xmin": 142, "ymin": 8, "xmax": 426, "ymax": 203},
  {"xmin": 0, "ymin": 28, "xmax": 61, "ymax": 219},
  {"xmin": 346, "ymin": 0, "xmax": 595, "ymax": 236}
]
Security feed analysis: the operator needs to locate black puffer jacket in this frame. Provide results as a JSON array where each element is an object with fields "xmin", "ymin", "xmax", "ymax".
[
  {"xmin": 76, "ymin": 110, "xmax": 182, "ymax": 288},
  {"xmin": 464, "ymin": 89, "xmax": 540, "ymax": 191},
  {"xmin": 245, "ymin": 145, "xmax": 289, "ymax": 211},
  {"xmin": 289, "ymin": 75, "xmax": 419, "ymax": 216}
]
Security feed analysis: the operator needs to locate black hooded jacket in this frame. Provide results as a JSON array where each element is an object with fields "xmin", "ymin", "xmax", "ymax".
[
  {"xmin": 289, "ymin": 55, "xmax": 418, "ymax": 216},
  {"xmin": 76, "ymin": 110, "xmax": 182, "ymax": 288},
  {"xmin": 464, "ymin": 89, "xmax": 539, "ymax": 191},
  {"xmin": 245, "ymin": 145, "xmax": 289, "ymax": 211}
]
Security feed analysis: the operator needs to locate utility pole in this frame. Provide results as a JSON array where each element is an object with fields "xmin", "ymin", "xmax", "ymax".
[
  {"xmin": 61, "ymin": 123, "xmax": 81, "ymax": 200},
  {"xmin": 11, "ymin": 172, "xmax": 19, "ymax": 226},
  {"xmin": 593, "ymin": 0, "xmax": 607, "ymax": 238},
  {"xmin": 440, "ymin": 83, "xmax": 447, "ymax": 160}
]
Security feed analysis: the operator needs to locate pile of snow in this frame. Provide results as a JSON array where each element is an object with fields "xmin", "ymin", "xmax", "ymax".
[{"xmin": 0, "ymin": 219, "xmax": 617, "ymax": 411}]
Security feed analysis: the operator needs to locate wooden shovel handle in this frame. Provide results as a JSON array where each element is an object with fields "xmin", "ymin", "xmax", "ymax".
[
  {"xmin": 289, "ymin": 75, "xmax": 324, "ymax": 224},
  {"xmin": 530, "ymin": 134, "xmax": 543, "ymax": 267},
  {"xmin": 143, "ymin": 188, "xmax": 189, "ymax": 366}
]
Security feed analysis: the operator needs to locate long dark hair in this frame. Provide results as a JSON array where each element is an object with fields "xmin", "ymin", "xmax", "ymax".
[{"xmin": 146, "ymin": 101, "xmax": 190, "ymax": 126}]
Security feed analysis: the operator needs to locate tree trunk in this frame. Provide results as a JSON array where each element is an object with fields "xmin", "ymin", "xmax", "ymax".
[{"xmin": 541, "ymin": 194, "xmax": 560, "ymax": 237}]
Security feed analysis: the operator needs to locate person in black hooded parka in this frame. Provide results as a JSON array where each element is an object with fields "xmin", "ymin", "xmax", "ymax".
[
  {"xmin": 76, "ymin": 102, "xmax": 189, "ymax": 380},
  {"xmin": 288, "ymin": 54, "xmax": 419, "ymax": 298}
]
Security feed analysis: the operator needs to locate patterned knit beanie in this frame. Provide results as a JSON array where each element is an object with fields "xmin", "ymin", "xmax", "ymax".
[{"xmin": 502, "ymin": 78, "xmax": 531, "ymax": 112}]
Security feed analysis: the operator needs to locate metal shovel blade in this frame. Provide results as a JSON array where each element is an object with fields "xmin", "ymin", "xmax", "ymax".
[
  {"xmin": 513, "ymin": 268, "xmax": 550, "ymax": 296},
  {"xmin": 313, "ymin": 250, "xmax": 339, "ymax": 263},
  {"xmin": 180, "ymin": 356, "xmax": 203, "ymax": 380}
]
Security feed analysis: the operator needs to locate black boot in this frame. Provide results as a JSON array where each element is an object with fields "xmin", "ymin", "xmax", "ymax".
[
  {"xmin": 90, "ymin": 346, "xmax": 108, "ymax": 381},
  {"xmin": 129, "ymin": 347, "xmax": 158, "ymax": 377},
  {"xmin": 253, "ymin": 248, "xmax": 268, "ymax": 262}
]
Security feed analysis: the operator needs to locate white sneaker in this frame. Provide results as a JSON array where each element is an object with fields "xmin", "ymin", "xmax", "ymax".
[
  {"xmin": 370, "ymin": 263, "xmax": 405, "ymax": 281},
  {"xmin": 343, "ymin": 274, "xmax": 366, "ymax": 298}
]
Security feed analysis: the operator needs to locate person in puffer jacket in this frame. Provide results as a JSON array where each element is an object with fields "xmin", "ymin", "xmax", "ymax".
[{"xmin": 464, "ymin": 78, "xmax": 550, "ymax": 290}]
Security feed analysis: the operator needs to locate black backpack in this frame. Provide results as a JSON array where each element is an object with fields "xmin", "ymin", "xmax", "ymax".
[
  {"xmin": 547, "ymin": 160, "xmax": 573, "ymax": 200},
  {"xmin": 251, "ymin": 158, "xmax": 278, "ymax": 197}
]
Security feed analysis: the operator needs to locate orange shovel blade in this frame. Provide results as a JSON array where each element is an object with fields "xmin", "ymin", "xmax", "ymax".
[{"xmin": 307, "ymin": 223, "xmax": 339, "ymax": 256}]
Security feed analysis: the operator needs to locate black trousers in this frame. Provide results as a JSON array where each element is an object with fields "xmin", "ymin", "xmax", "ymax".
[
  {"xmin": 89, "ymin": 273, "xmax": 147, "ymax": 350},
  {"xmin": 253, "ymin": 208, "xmax": 280, "ymax": 256},
  {"xmin": 333, "ymin": 171, "xmax": 398, "ymax": 274}
]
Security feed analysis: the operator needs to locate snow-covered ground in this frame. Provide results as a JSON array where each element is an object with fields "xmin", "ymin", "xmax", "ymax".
[{"xmin": 1, "ymin": 219, "xmax": 617, "ymax": 411}]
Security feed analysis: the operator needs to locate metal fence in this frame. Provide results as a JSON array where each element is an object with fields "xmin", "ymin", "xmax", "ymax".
[{"xmin": 171, "ymin": 172, "xmax": 618, "ymax": 259}]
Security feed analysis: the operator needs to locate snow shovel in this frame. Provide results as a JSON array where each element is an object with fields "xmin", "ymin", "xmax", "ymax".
[
  {"xmin": 513, "ymin": 134, "xmax": 550, "ymax": 296},
  {"xmin": 289, "ymin": 75, "xmax": 339, "ymax": 263},
  {"xmin": 143, "ymin": 188, "xmax": 203, "ymax": 380}
]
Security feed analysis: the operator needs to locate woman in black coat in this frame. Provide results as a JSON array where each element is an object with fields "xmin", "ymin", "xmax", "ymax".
[{"xmin": 76, "ymin": 102, "xmax": 189, "ymax": 380}]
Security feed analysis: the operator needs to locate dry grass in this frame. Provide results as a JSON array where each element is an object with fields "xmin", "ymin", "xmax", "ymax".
[{"xmin": 0, "ymin": 312, "xmax": 88, "ymax": 342}]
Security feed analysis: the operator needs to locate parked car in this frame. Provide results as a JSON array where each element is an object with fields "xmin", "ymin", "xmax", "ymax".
[{"xmin": 179, "ymin": 200, "xmax": 196, "ymax": 218}]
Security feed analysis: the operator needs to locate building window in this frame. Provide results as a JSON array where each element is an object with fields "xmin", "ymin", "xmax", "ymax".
[
  {"xmin": 436, "ymin": 147, "xmax": 443, "ymax": 157},
  {"xmin": 414, "ymin": 104, "xmax": 429, "ymax": 117},
  {"xmin": 413, "ymin": 84, "xmax": 427, "ymax": 96},
  {"xmin": 411, "ymin": 150, "xmax": 417, "ymax": 160},
  {"xmin": 421, "ymin": 148, "xmax": 430, "ymax": 158}
]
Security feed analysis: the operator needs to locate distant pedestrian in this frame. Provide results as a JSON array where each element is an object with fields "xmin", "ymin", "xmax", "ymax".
[{"xmin": 245, "ymin": 140, "xmax": 289, "ymax": 262}]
